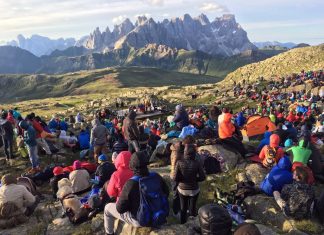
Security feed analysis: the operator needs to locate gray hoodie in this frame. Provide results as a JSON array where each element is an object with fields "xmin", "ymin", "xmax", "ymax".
[{"xmin": 90, "ymin": 119, "xmax": 108, "ymax": 146}]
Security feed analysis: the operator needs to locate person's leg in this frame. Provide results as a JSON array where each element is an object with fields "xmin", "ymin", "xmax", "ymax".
[
  {"xmin": 179, "ymin": 193, "xmax": 189, "ymax": 224},
  {"xmin": 8, "ymin": 137, "xmax": 13, "ymax": 160},
  {"xmin": 171, "ymin": 181, "xmax": 180, "ymax": 215},
  {"xmin": 93, "ymin": 145, "xmax": 102, "ymax": 162},
  {"xmin": 188, "ymin": 193, "xmax": 199, "ymax": 217},
  {"xmin": 28, "ymin": 145, "xmax": 39, "ymax": 168},
  {"xmin": 36, "ymin": 138, "xmax": 52, "ymax": 155},
  {"xmin": 3, "ymin": 137, "xmax": 10, "ymax": 160}
]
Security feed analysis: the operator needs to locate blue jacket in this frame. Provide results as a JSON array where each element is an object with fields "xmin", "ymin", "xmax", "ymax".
[
  {"xmin": 235, "ymin": 112, "xmax": 246, "ymax": 127},
  {"xmin": 60, "ymin": 121, "xmax": 68, "ymax": 131},
  {"xmin": 24, "ymin": 127, "xmax": 37, "ymax": 147},
  {"xmin": 256, "ymin": 131, "xmax": 272, "ymax": 153},
  {"xmin": 260, "ymin": 156, "xmax": 293, "ymax": 196},
  {"xmin": 286, "ymin": 123, "xmax": 298, "ymax": 141},
  {"xmin": 78, "ymin": 130, "xmax": 90, "ymax": 150}
]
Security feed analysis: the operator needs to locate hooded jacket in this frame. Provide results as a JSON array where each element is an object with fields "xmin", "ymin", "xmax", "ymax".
[
  {"xmin": 259, "ymin": 134, "xmax": 284, "ymax": 164},
  {"xmin": 123, "ymin": 111, "xmax": 140, "ymax": 141},
  {"xmin": 0, "ymin": 118, "xmax": 14, "ymax": 139},
  {"xmin": 78, "ymin": 130, "xmax": 90, "ymax": 150},
  {"xmin": 173, "ymin": 144, "xmax": 206, "ymax": 191},
  {"xmin": 286, "ymin": 112, "xmax": 296, "ymax": 123},
  {"xmin": 256, "ymin": 131, "xmax": 272, "ymax": 154},
  {"xmin": 218, "ymin": 113, "xmax": 235, "ymax": 139},
  {"xmin": 95, "ymin": 161, "xmax": 116, "ymax": 188},
  {"xmin": 19, "ymin": 121, "xmax": 37, "ymax": 147},
  {"xmin": 69, "ymin": 169, "xmax": 91, "ymax": 194},
  {"xmin": 90, "ymin": 119, "xmax": 108, "ymax": 146},
  {"xmin": 288, "ymin": 139, "xmax": 312, "ymax": 165},
  {"xmin": 260, "ymin": 156, "xmax": 293, "ymax": 196},
  {"xmin": 107, "ymin": 151, "xmax": 133, "ymax": 200},
  {"xmin": 116, "ymin": 151, "xmax": 169, "ymax": 217}
]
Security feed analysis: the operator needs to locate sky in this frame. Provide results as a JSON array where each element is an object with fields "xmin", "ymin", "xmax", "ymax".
[{"xmin": 0, "ymin": 0, "xmax": 323, "ymax": 45}]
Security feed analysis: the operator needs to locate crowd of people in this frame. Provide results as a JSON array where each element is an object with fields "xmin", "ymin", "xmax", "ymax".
[{"xmin": 0, "ymin": 70, "xmax": 324, "ymax": 234}]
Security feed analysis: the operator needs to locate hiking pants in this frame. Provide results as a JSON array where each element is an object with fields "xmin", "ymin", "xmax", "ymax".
[
  {"xmin": 2, "ymin": 136, "xmax": 13, "ymax": 160},
  {"xmin": 171, "ymin": 180, "xmax": 180, "ymax": 215},
  {"xmin": 104, "ymin": 203, "xmax": 140, "ymax": 234},
  {"xmin": 94, "ymin": 144, "xmax": 108, "ymax": 162},
  {"xmin": 128, "ymin": 140, "xmax": 140, "ymax": 153},
  {"xmin": 221, "ymin": 137, "xmax": 246, "ymax": 157},
  {"xmin": 26, "ymin": 145, "xmax": 40, "ymax": 168},
  {"xmin": 179, "ymin": 192, "xmax": 199, "ymax": 224},
  {"xmin": 36, "ymin": 138, "xmax": 52, "ymax": 155}
]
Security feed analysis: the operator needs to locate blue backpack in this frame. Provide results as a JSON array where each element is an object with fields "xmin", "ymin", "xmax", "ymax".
[{"xmin": 131, "ymin": 172, "xmax": 169, "ymax": 227}]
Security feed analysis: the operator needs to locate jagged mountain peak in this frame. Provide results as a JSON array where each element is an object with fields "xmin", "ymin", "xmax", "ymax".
[{"xmin": 195, "ymin": 13, "xmax": 210, "ymax": 25}]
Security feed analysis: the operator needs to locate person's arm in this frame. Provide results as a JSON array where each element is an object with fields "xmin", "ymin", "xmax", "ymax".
[
  {"xmin": 107, "ymin": 174, "xmax": 118, "ymax": 198},
  {"xmin": 173, "ymin": 113, "xmax": 181, "ymax": 123},
  {"xmin": 116, "ymin": 180, "xmax": 133, "ymax": 214},
  {"xmin": 273, "ymin": 191, "xmax": 285, "ymax": 209},
  {"xmin": 22, "ymin": 186, "xmax": 36, "ymax": 207},
  {"xmin": 90, "ymin": 128, "xmax": 94, "ymax": 145},
  {"xmin": 172, "ymin": 161, "xmax": 180, "ymax": 182},
  {"xmin": 197, "ymin": 162, "xmax": 206, "ymax": 182},
  {"xmin": 259, "ymin": 146, "xmax": 266, "ymax": 160}
]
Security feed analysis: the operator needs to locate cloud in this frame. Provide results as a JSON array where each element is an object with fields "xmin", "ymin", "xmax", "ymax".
[
  {"xmin": 143, "ymin": 0, "xmax": 164, "ymax": 6},
  {"xmin": 199, "ymin": 2, "xmax": 229, "ymax": 13},
  {"xmin": 134, "ymin": 13, "xmax": 151, "ymax": 18},
  {"xmin": 112, "ymin": 15, "xmax": 127, "ymax": 24}
]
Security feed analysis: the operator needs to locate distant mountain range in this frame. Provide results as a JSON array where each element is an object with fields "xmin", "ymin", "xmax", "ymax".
[{"xmin": 253, "ymin": 41, "xmax": 297, "ymax": 49}]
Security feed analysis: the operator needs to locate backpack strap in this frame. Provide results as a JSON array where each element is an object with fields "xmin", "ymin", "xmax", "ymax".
[{"xmin": 131, "ymin": 172, "xmax": 156, "ymax": 182}]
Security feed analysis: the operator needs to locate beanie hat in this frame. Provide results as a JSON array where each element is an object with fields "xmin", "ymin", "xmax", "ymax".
[
  {"xmin": 73, "ymin": 160, "xmax": 81, "ymax": 170},
  {"xmin": 98, "ymin": 154, "xmax": 107, "ymax": 162},
  {"xmin": 53, "ymin": 167, "xmax": 64, "ymax": 176},
  {"xmin": 284, "ymin": 139, "xmax": 293, "ymax": 148},
  {"xmin": 1, "ymin": 174, "xmax": 17, "ymax": 186}
]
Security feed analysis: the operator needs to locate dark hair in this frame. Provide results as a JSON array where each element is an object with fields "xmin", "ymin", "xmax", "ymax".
[
  {"xmin": 294, "ymin": 166, "xmax": 309, "ymax": 183},
  {"xmin": 182, "ymin": 135, "xmax": 195, "ymax": 145}
]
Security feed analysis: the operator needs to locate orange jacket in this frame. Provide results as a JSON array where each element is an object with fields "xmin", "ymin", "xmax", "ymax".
[
  {"xmin": 259, "ymin": 134, "xmax": 284, "ymax": 164},
  {"xmin": 218, "ymin": 113, "xmax": 235, "ymax": 139}
]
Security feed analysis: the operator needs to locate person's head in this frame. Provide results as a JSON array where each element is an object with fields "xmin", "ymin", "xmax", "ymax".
[
  {"xmin": 112, "ymin": 152, "xmax": 118, "ymax": 163},
  {"xmin": 1, "ymin": 111, "xmax": 7, "ymax": 120},
  {"xmin": 1, "ymin": 174, "xmax": 17, "ymax": 186},
  {"xmin": 175, "ymin": 104, "xmax": 183, "ymax": 112},
  {"xmin": 234, "ymin": 223, "xmax": 261, "ymax": 235},
  {"xmin": 53, "ymin": 167, "xmax": 64, "ymax": 176},
  {"xmin": 130, "ymin": 151, "xmax": 149, "ymax": 176},
  {"xmin": 293, "ymin": 166, "xmax": 309, "ymax": 183},
  {"xmin": 115, "ymin": 151, "xmax": 132, "ymax": 169},
  {"xmin": 198, "ymin": 204, "xmax": 232, "ymax": 235},
  {"xmin": 284, "ymin": 139, "xmax": 293, "ymax": 148},
  {"xmin": 19, "ymin": 120, "xmax": 29, "ymax": 130},
  {"xmin": 73, "ymin": 160, "xmax": 82, "ymax": 170},
  {"xmin": 184, "ymin": 144, "xmax": 197, "ymax": 159},
  {"xmin": 98, "ymin": 154, "xmax": 107, "ymax": 164}
]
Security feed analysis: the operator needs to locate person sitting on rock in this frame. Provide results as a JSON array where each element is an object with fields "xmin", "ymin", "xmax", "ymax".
[
  {"xmin": 260, "ymin": 156, "xmax": 293, "ymax": 196},
  {"xmin": 0, "ymin": 174, "xmax": 38, "ymax": 217},
  {"xmin": 273, "ymin": 166, "xmax": 317, "ymax": 220},
  {"xmin": 287, "ymin": 138, "xmax": 312, "ymax": 166},
  {"xmin": 50, "ymin": 166, "xmax": 69, "ymax": 199},
  {"xmin": 259, "ymin": 134, "xmax": 284, "ymax": 168},
  {"xmin": 255, "ymin": 131, "xmax": 272, "ymax": 154},
  {"xmin": 93, "ymin": 154, "xmax": 116, "ymax": 189},
  {"xmin": 173, "ymin": 144, "xmax": 206, "ymax": 224},
  {"xmin": 107, "ymin": 151, "xmax": 133, "ymax": 201},
  {"xmin": 103, "ymin": 151, "xmax": 169, "ymax": 235},
  {"xmin": 69, "ymin": 160, "xmax": 91, "ymax": 195}
]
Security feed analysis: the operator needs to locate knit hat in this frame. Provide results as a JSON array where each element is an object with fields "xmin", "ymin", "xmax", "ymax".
[
  {"xmin": 73, "ymin": 160, "xmax": 81, "ymax": 170},
  {"xmin": 98, "ymin": 154, "xmax": 107, "ymax": 162},
  {"xmin": 1, "ymin": 174, "xmax": 17, "ymax": 185},
  {"xmin": 284, "ymin": 139, "xmax": 293, "ymax": 148},
  {"xmin": 53, "ymin": 166, "xmax": 64, "ymax": 176}
]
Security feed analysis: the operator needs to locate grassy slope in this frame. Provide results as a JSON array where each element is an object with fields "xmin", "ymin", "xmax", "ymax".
[
  {"xmin": 223, "ymin": 44, "xmax": 324, "ymax": 84},
  {"xmin": 0, "ymin": 67, "xmax": 221, "ymax": 104}
]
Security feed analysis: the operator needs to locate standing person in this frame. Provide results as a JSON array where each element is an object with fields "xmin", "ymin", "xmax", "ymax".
[
  {"xmin": 123, "ymin": 110, "xmax": 140, "ymax": 153},
  {"xmin": 19, "ymin": 121, "xmax": 41, "ymax": 174},
  {"xmin": 90, "ymin": 118, "xmax": 109, "ymax": 162},
  {"xmin": 173, "ymin": 144, "xmax": 206, "ymax": 224},
  {"xmin": 0, "ymin": 111, "xmax": 14, "ymax": 165}
]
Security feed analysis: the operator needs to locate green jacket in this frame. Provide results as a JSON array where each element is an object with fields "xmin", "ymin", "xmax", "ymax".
[{"xmin": 288, "ymin": 140, "xmax": 312, "ymax": 165}]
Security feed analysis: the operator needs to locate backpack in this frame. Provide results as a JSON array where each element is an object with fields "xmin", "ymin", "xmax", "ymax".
[
  {"xmin": 264, "ymin": 146, "xmax": 278, "ymax": 168},
  {"xmin": 131, "ymin": 172, "xmax": 169, "ymax": 227}
]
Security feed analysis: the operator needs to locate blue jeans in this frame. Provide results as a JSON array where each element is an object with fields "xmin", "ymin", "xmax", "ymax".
[
  {"xmin": 2, "ymin": 136, "xmax": 13, "ymax": 160},
  {"xmin": 27, "ymin": 145, "xmax": 40, "ymax": 168}
]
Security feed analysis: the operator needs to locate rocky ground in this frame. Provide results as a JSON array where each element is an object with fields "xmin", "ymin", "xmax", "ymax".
[{"xmin": 1, "ymin": 141, "xmax": 323, "ymax": 235}]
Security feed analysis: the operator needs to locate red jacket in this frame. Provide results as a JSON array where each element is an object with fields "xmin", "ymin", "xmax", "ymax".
[
  {"xmin": 107, "ymin": 151, "xmax": 133, "ymax": 201},
  {"xmin": 259, "ymin": 134, "xmax": 284, "ymax": 165},
  {"xmin": 218, "ymin": 113, "xmax": 235, "ymax": 139},
  {"xmin": 32, "ymin": 120, "xmax": 44, "ymax": 139},
  {"xmin": 286, "ymin": 112, "xmax": 296, "ymax": 123}
]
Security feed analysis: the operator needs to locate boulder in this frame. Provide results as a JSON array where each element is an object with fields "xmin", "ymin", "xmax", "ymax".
[
  {"xmin": 255, "ymin": 224, "xmax": 280, "ymax": 235},
  {"xmin": 244, "ymin": 195, "xmax": 295, "ymax": 232},
  {"xmin": 244, "ymin": 163, "xmax": 269, "ymax": 186},
  {"xmin": 198, "ymin": 145, "xmax": 240, "ymax": 170}
]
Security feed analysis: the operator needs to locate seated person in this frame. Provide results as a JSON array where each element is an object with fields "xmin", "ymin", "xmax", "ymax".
[
  {"xmin": 0, "ymin": 174, "xmax": 38, "ymax": 216},
  {"xmin": 287, "ymin": 139, "xmax": 312, "ymax": 165},
  {"xmin": 50, "ymin": 167, "xmax": 69, "ymax": 199},
  {"xmin": 259, "ymin": 134, "xmax": 284, "ymax": 168},
  {"xmin": 69, "ymin": 160, "xmax": 91, "ymax": 195},
  {"xmin": 107, "ymin": 151, "xmax": 133, "ymax": 201},
  {"xmin": 255, "ymin": 131, "xmax": 272, "ymax": 154},
  {"xmin": 260, "ymin": 156, "xmax": 293, "ymax": 196},
  {"xmin": 103, "ymin": 152, "xmax": 169, "ymax": 235},
  {"xmin": 112, "ymin": 132, "xmax": 128, "ymax": 154},
  {"xmin": 273, "ymin": 167, "xmax": 316, "ymax": 220},
  {"xmin": 93, "ymin": 155, "xmax": 116, "ymax": 188}
]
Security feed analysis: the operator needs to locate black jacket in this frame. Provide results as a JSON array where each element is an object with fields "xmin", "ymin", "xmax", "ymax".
[
  {"xmin": 123, "ymin": 111, "xmax": 139, "ymax": 141},
  {"xmin": 50, "ymin": 173, "xmax": 69, "ymax": 198},
  {"xmin": 173, "ymin": 154, "xmax": 206, "ymax": 191},
  {"xmin": 95, "ymin": 162, "xmax": 116, "ymax": 188},
  {"xmin": 0, "ymin": 119, "xmax": 14, "ymax": 139},
  {"xmin": 116, "ymin": 172, "xmax": 169, "ymax": 217},
  {"xmin": 112, "ymin": 140, "xmax": 128, "ymax": 154}
]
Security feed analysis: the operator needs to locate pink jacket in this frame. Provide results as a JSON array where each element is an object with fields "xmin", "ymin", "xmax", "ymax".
[{"xmin": 107, "ymin": 151, "xmax": 133, "ymax": 200}]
